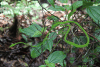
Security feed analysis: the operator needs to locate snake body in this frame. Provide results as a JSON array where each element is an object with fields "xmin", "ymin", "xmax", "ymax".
[{"xmin": 45, "ymin": 21, "xmax": 89, "ymax": 48}]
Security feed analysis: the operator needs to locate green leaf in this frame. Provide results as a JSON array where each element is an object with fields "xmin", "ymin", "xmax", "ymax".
[
  {"xmin": 47, "ymin": 0, "xmax": 55, "ymax": 7},
  {"xmin": 47, "ymin": 15, "xmax": 59, "ymax": 22},
  {"xmin": 44, "ymin": 39, "xmax": 53, "ymax": 52},
  {"xmin": 86, "ymin": 6, "xmax": 100, "ymax": 24},
  {"xmin": 71, "ymin": 1, "xmax": 83, "ymax": 10},
  {"xmin": 94, "ymin": 29, "xmax": 100, "ymax": 41},
  {"xmin": 82, "ymin": 0, "xmax": 93, "ymax": 9},
  {"xmin": 79, "ymin": 36, "xmax": 87, "ymax": 44},
  {"xmin": 64, "ymin": 5, "xmax": 71, "ymax": 11},
  {"xmin": 32, "ymin": 31, "xmax": 42, "ymax": 37},
  {"xmin": 2, "ymin": 5, "xmax": 12, "ymax": 9},
  {"xmin": 41, "ymin": 27, "xmax": 47, "ymax": 32},
  {"xmin": 59, "ymin": 60, "xmax": 66, "ymax": 67},
  {"xmin": 19, "ymin": 24, "xmax": 42, "ymax": 37},
  {"xmin": 48, "ymin": 5, "xmax": 65, "ymax": 11},
  {"xmin": 22, "ymin": 34, "xmax": 28, "ymax": 42},
  {"xmin": 34, "ymin": 23, "xmax": 42, "ymax": 31},
  {"xmin": 31, "ymin": 47, "xmax": 40, "ymax": 57},
  {"xmin": 45, "ymin": 60, "xmax": 50, "ymax": 65},
  {"xmin": 73, "ymin": 37, "xmax": 80, "ymax": 45},
  {"xmin": 70, "ymin": 57, "xmax": 75, "ymax": 64},
  {"xmin": 39, "ymin": 61, "xmax": 55, "ymax": 67},
  {"xmin": 73, "ymin": 36, "xmax": 87, "ymax": 45},
  {"xmin": 44, "ymin": 60, "xmax": 55, "ymax": 67},
  {"xmin": 78, "ymin": 66, "xmax": 81, "ymax": 67},
  {"xmin": 32, "ymin": 16, "xmax": 39, "ymax": 20},
  {"xmin": 94, "ymin": 29, "xmax": 100, "ymax": 33},
  {"xmin": 21, "ymin": 0, "xmax": 27, "ymax": 6},
  {"xmin": 0, "ymin": 27, "xmax": 4, "ymax": 32},
  {"xmin": 39, "ymin": 65, "xmax": 47, "ymax": 67},
  {"xmin": 30, "ymin": 43, "xmax": 46, "ymax": 58},
  {"xmin": 47, "ymin": 51, "xmax": 66, "ymax": 63},
  {"xmin": 1, "ymin": 1, "xmax": 8, "ymax": 6},
  {"xmin": 68, "ymin": 9, "xmax": 76, "ymax": 20},
  {"xmin": 47, "ymin": 63, "xmax": 55, "ymax": 67},
  {"xmin": 89, "ymin": 58, "xmax": 94, "ymax": 65},
  {"xmin": 59, "ymin": 0, "xmax": 68, "ymax": 3},
  {"xmin": 16, "ymin": 1, "xmax": 24, "ymax": 7},
  {"xmin": 49, "ymin": 32, "xmax": 57, "ymax": 40},
  {"xmin": 83, "ymin": 57, "xmax": 89, "ymax": 63},
  {"xmin": 95, "ymin": 46, "xmax": 100, "ymax": 52}
]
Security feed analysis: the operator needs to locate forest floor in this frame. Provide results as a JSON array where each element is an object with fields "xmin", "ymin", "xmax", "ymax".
[{"xmin": 0, "ymin": 0, "xmax": 99, "ymax": 67}]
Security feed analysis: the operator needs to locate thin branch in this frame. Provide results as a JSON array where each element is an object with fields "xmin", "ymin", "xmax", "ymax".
[{"xmin": 87, "ymin": 32, "xmax": 100, "ymax": 43}]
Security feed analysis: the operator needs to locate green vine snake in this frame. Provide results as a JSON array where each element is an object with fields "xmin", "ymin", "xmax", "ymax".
[{"xmin": 44, "ymin": 21, "xmax": 90, "ymax": 48}]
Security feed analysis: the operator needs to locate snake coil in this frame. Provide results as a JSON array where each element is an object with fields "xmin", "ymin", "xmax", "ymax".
[{"xmin": 45, "ymin": 21, "xmax": 89, "ymax": 48}]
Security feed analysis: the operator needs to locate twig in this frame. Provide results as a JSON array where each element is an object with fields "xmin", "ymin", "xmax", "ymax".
[
  {"xmin": 87, "ymin": 32, "xmax": 100, "ymax": 43},
  {"xmin": 92, "ymin": 20, "xmax": 100, "ymax": 29},
  {"xmin": 37, "ymin": 0, "xmax": 62, "ymax": 22}
]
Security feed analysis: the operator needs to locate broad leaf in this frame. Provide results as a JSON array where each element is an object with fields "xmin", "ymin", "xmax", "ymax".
[
  {"xmin": 64, "ymin": 5, "xmax": 71, "ymax": 11},
  {"xmin": 45, "ymin": 60, "xmax": 50, "ymax": 65},
  {"xmin": 71, "ymin": 1, "xmax": 83, "ymax": 10},
  {"xmin": 76, "ymin": 0, "xmax": 93, "ymax": 9},
  {"xmin": 49, "ymin": 32, "xmax": 57, "ymax": 40},
  {"xmin": 30, "ymin": 43, "xmax": 46, "ymax": 58},
  {"xmin": 22, "ymin": 34, "xmax": 28, "ymax": 42},
  {"xmin": 47, "ymin": 0, "xmax": 55, "ymax": 7},
  {"xmin": 86, "ymin": 6, "xmax": 100, "ymax": 24},
  {"xmin": 47, "ymin": 15, "xmax": 59, "ymax": 22},
  {"xmin": 47, "ymin": 63, "xmax": 55, "ymax": 67},
  {"xmin": 44, "ymin": 39, "xmax": 53, "ymax": 52},
  {"xmin": 70, "ymin": 57, "xmax": 75, "ymax": 64},
  {"xmin": 94, "ymin": 29, "xmax": 100, "ymax": 41},
  {"xmin": 83, "ymin": 57, "xmax": 89, "ymax": 63},
  {"xmin": 89, "ymin": 58, "xmax": 94, "ymax": 65},
  {"xmin": 48, "ymin": 5, "xmax": 65, "ymax": 11},
  {"xmin": 79, "ymin": 36, "xmax": 87, "ymax": 44},
  {"xmin": 68, "ymin": 9, "xmax": 76, "ymax": 20},
  {"xmin": 19, "ymin": 23, "xmax": 42, "ymax": 37},
  {"xmin": 59, "ymin": 60, "xmax": 66, "ymax": 67},
  {"xmin": 82, "ymin": 1, "xmax": 93, "ymax": 9},
  {"xmin": 59, "ymin": 0, "xmax": 68, "ymax": 3},
  {"xmin": 47, "ymin": 51, "xmax": 66, "ymax": 63},
  {"xmin": 31, "ymin": 46, "xmax": 41, "ymax": 58},
  {"xmin": 40, "ymin": 60, "xmax": 55, "ymax": 67},
  {"xmin": 94, "ymin": 46, "xmax": 100, "ymax": 52}
]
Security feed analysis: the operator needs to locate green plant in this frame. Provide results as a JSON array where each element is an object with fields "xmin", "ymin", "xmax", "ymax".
[
  {"xmin": 1, "ymin": 0, "xmax": 45, "ymax": 18},
  {"xmin": 10, "ymin": 20, "xmax": 90, "ymax": 57},
  {"xmin": 40, "ymin": 51, "xmax": 66, "ymax": 67},
  {"xmin": 39, "ymin": 60, "xmax": 55, "ymax": 67},
  {"xmin": 8, "ymin": 0, "xmax": 100, "ymax": 66}
]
